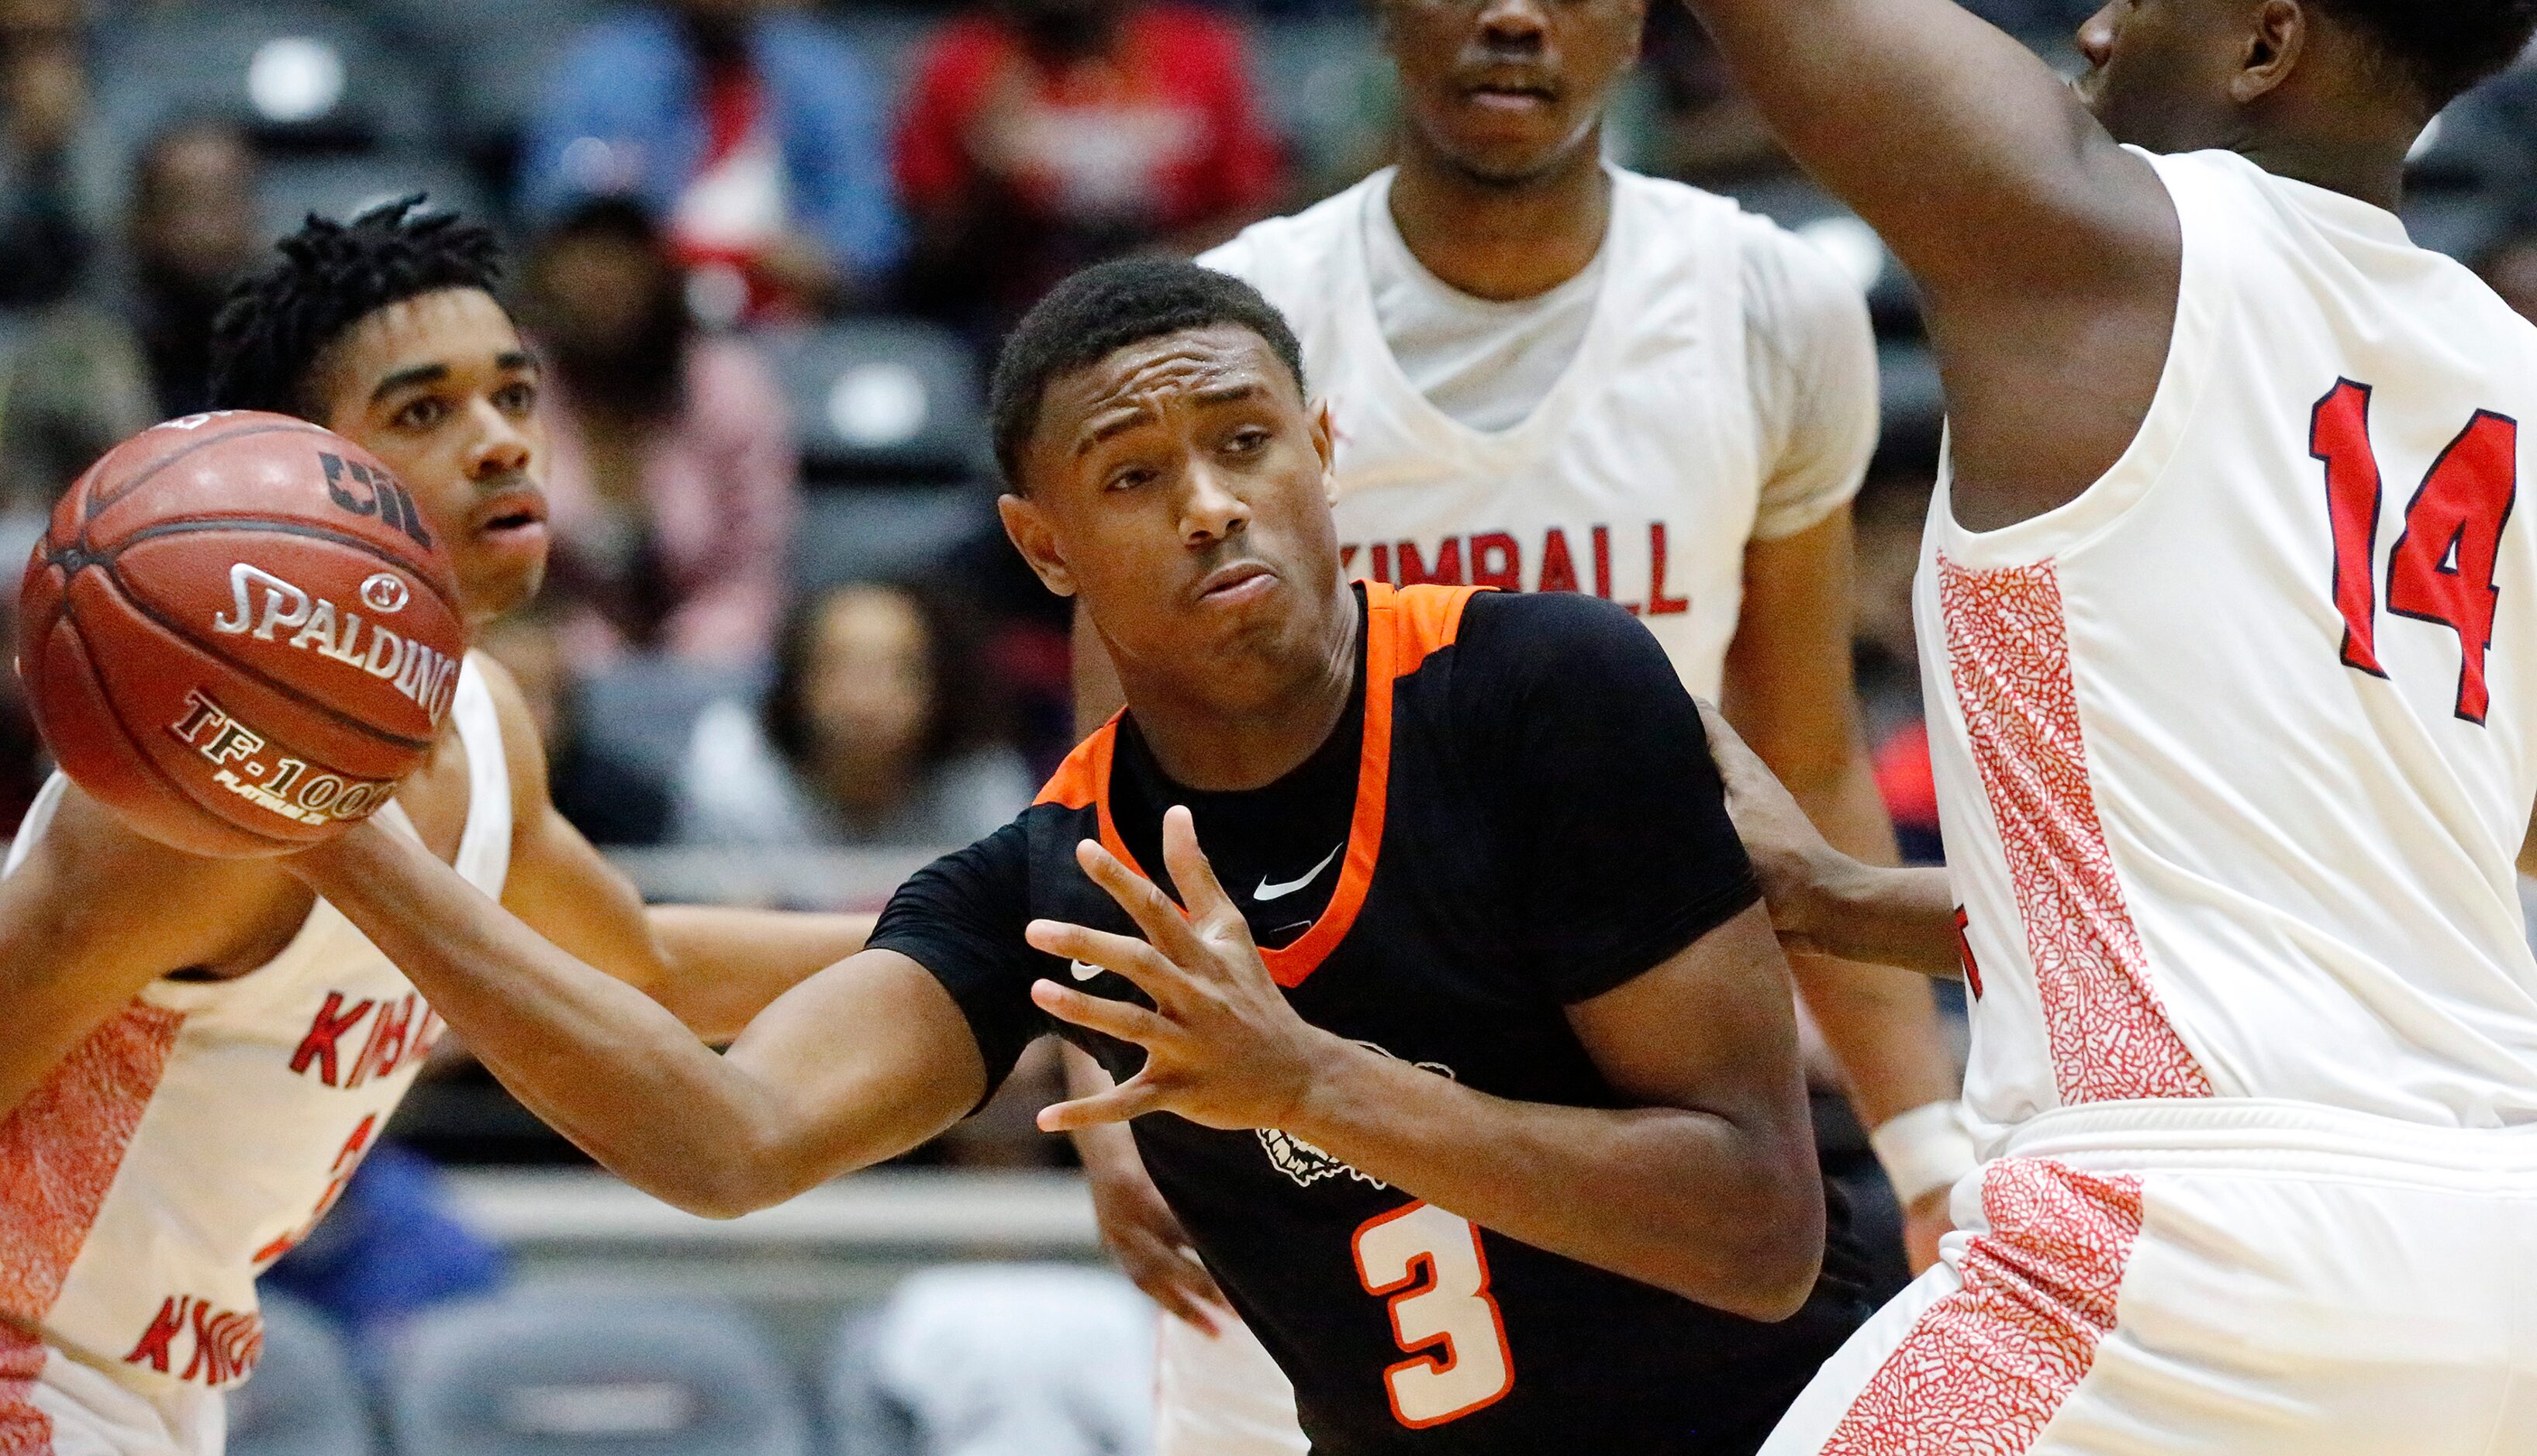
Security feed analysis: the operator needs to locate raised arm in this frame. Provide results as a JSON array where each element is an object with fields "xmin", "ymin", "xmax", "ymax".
[
  {"xmin": 292, "ymin": 819, "xmax": 982, "ymax": 1218},
  {"xmin": 1686, "ymin": 0, "xmax": 2181, "ymax": 523}
]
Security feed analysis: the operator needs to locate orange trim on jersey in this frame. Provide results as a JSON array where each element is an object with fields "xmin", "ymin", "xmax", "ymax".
[
  {"xmin": 1034, "ymin": 710, "xmax": 1124, "ymax": 812},
  {"xmin": 1044, "ymin": 583, "xmax": 1483, "ymax": 988}
]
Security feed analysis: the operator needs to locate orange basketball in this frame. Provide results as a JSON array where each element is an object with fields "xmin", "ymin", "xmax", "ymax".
[{"xmin": 19, "ymin": 411, "xmax": 469, "ymax": 857}]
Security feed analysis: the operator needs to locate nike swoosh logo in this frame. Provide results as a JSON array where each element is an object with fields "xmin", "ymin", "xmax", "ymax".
[
  {"xmin": 1255, "ymin": 844, "xmax": 1344, "ymax": 902},
  {"xmin": 1070, "ymin": 960, "xmax": 1104, "ymax": 982}
]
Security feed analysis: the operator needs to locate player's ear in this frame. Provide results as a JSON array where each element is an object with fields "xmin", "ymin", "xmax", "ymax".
[
  {"xmin": 2231, "ymin": 0, "xmax": 2304, "ymax": 104},
  {"xmin": 998, "ymin": 491, "xmax": 1076, "ymax": 598},
  {"xmin": 1310, "ymin": 401, "xmax": 1338, "ymax": 505}
]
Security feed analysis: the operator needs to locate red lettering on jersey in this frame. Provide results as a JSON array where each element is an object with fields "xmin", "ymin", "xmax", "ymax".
[
  {"xmin": 1396, "ymin": 538, "xmax": 1465, "ymax": 585},
  {"xmin": 181, "ymin": 1302, "xmax": 261, "ymax": 1385},
  {"xmin": 1954, "ymin": 907, "xmax": 1983, "ymax": 1000},
  {"xmin": 1469, "ymin": 533, "xmax": 1520, "ymax": 591},
  {"xmin": 349, "ymin": 994, "xmax": 416, "ymax": 1088},
  {"xmin": 256, "ymin": 1113, "xmax": 385, "ymax": 1266},
  {"xmin": 1646, "ymin": 523, "xmax": 1690, "ymax": 616},
  {"xmin": 2385, "ymin": 411, "xmax": 2517, "ymax": 724},
  {"xmin": 1537, "ymin": 528, "xmax": 1579, "ymax": 594},
  {"xmin": 289, "ymin": 992, "xmax": 376, "ymax": 1088},
  {"xmin": 1593, "ymin": 525, "xmax": 1640, "ymax": 614},
  {"xmin": 412, "ymin": 1006, "xmax": 447, "ymax": 1062},
  {"xmin": 1369, "ymin": 543, "xmax": 1392, "ymax": 585},
  {"xmin": 126, "ymin": 1296, "xmax": 188, "ymax": 1373},
  {"xmin": 1341, "ymin": 543, "xmax": 1360, "ymax": 573},
  {"xmin": 2311, "ymin": 380, "xmax": 2387, "ymax": 677}
]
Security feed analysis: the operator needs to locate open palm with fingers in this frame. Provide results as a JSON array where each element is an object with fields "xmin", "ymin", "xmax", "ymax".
[{"xmin": 1025, "ymin": 806, "xmax": 1348, "ymax": 1135}]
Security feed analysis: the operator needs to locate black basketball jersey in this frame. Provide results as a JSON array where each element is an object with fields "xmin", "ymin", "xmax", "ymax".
[{"xmin": 871, "ymin": 582, "xmax": 1869, "ymax": 1454}]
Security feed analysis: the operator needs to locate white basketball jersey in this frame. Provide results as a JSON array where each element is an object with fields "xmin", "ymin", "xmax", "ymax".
[
  {"xmin": 1203, "ymin": 167, "xmax": 1786, "ymax": 699},
  {"xmin": 0, "ymin": 657, "xmax": 511, "ymax": 1394},
  {"xmin": 1922, "ymin": 149, "xmax": 2537, "ymax": 1144}
]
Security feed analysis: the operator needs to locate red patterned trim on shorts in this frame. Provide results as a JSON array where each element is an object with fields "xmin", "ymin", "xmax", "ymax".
[
  {"xmin": 1822, "ymin": 1158, "xmax": 2148, "ymax": 1455},
  {"xmin": 1937, "ymin": 556, "xmax": 2211, "ymax": 1103},
  {"xmin": 0, "ymin": 1002, "xmax": 187, "ymax": 1322},
  {"xmin": 0, "ymin": 1322, "xmax": 53, "ymax": 1455}
]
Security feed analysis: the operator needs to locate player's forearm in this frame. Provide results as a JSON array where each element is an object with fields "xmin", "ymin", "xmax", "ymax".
[
  {"xmin": 644, "ymin": 905, "xmax": 874, "ymax": 1044},
  {"xmin": 1797, "ymin": 859, "xmax": 1962, "ymax": 978},
  {"xmin": 1783, "ymin": 757, "xmax": 1957, "ymax": 1123},
  {"xmin": 292, "ymin": 823, "xmax": 814, "ymax": 1217},
  {"xmin": 1281, "ymin": 1040, "xmax": 1823, "ymax": 1320}
]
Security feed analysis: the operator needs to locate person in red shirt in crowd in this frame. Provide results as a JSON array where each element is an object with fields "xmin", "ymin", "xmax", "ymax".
[{"xmin": 895, "ymin": 0, "xmax": 1285, "ymax": 340}]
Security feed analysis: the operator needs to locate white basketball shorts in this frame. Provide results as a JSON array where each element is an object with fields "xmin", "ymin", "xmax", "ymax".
[
  {"xmin": 1762, "ymin": 1099, "xmax": 2537, "ymax": 1455},
  {"xmin": 0, "ymin": 1330, "xmax": 222, "ymax": 1456},
  {"xmin": 1154, "ymin": 1309, "xmax": 1309, "ymax": 1456}
]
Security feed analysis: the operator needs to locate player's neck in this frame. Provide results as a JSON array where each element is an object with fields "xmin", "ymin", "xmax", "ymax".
[
  {"xmin": 1388, "ymin": 136, "xmax": 1612, "ymax": 302},
  {"xmin": 1118, "ymin": 585, "xmax": 1360, "ymax": 794},
  {"xmin": 2233, "ymin": 132, "xmax": 2410, "ymax": 215}
]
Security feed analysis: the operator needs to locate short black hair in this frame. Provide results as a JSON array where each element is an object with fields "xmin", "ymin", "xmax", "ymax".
[
  {"xmin": 208, "ymin": 195, "xmax": 506, "ymax": 418},
  {"xmin": 2319, "ymin": 0, "xmax": 2537, "ymax": 106},
  {"xmin": 987, "ymin": 257, "xmax": 1306, "ymax": 490}
]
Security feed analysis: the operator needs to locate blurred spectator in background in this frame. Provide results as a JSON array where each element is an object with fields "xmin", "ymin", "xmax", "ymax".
[
  {"xmin": 520, "ymin": 0, "xmax": 903, "ymax": 323},
  {"xmin": 523, "ymin": 198, "xmax": 799, "ymax": 667},
  {"xmin": 675, "ymin": 580, "xmax": 1034, "ymax": 848},
  {"xmin": 2477, "ymin": 224, "xmax": 2537, "ymax": 327},
  {"xmin": 895, "ymin": 0, "xmax": 1283, "ymax": 342},
  {"xmin": 0, "ymin": 0, "xmax": 91, "ymax": 308},
  {"xmin": 476, "ymin": 604, "xmax": 675, "ymax": 847},
  {"xmin": 0, "ymin": 119, "xmax": 257, "ymax": 511}
]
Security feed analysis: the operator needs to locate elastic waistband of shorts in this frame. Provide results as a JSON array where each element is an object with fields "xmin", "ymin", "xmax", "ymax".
[{"xmin": 1997, "ymin": 1099, "xmax": 2537, "ymax": 1185}]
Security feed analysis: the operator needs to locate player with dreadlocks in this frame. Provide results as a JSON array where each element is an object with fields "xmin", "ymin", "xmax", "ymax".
[{"xmin": 0, "ymin": 196, "xmax": 868, "ymax": 1456}]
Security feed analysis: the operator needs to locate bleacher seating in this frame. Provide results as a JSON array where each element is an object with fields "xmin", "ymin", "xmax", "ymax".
[
  {"xmin": 759, "ymin": 319, "xmax": 988, "ymax": 487},
  {"xmin": 825, "ymin": 1266, "xmax": 1155, "ymax": 1456},
  {"xmin": 823, "ymin": 1310, "xmax": 918, "ymax": 1456},
  {"xmin": 92, "ymin": 5, "xmax": 436, "ymax": 164},
  {"xmin": 257, "ymin": 151, "xmax": 500, "ymax": 247},
  {"xmin": 225, "ymin": 1294, "xmax": 376, "ymax": 1456},
  {"xmin": 574, "ymin": 655, "xmax": 771, "ymax": 786},
  {"xmin": 793, "ymin": 487, "xmax": 998, "ymax": 598},
  {"xmin": 389, "ymin": 1289, "xmax": 810, "ymax": 1456}
]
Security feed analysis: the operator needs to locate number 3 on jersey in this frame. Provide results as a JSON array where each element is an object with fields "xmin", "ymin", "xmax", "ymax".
[
  {"xmin": 2313, "ymin": 379, "xmax": 2519, "ymax": 723},
  {"xmin": 1352, "ymin": 1202, "xmax": 1514, "ymax": 1429}
]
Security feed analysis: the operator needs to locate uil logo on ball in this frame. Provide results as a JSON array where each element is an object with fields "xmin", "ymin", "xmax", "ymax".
[{"xmin": 359, "ymin": 573, "xmax": 409, "ymax": 614}]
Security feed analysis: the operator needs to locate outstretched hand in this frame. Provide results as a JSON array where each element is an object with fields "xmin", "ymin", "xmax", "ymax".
[{"xmin": 1026, "ymin": 806, "xmax": 1346, "ymax": 1134}]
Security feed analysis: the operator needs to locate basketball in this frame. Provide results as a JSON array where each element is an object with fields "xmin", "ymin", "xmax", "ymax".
[{"xmin": 18, "ymin": 411, "xmax": 468, "ymax": 858}]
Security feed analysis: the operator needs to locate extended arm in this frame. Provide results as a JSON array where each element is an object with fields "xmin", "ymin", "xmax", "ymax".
[
  {"xmin": 1034, "ymin": 810, "xmax": 1823, "ymax": 1320},
  {"xmin": 1700, "ymin": 701, "xmax": 1960, "ymax": 978},
  {"xmin": 481, "ymin": 656, "xmax": 870, "ymax": 1043},
  {"xmin": 293, "ymin": 818, "xmax": 980, "ymax": 1218}
]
